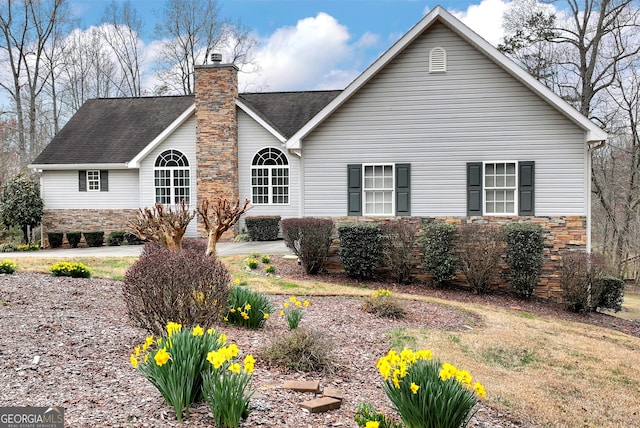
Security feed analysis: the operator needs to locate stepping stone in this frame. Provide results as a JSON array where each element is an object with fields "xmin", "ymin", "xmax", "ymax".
[
  {"xmin": 282, "ymin": 380, "xmax": 320, "ymax": 393},
  {"xmin": 299, "ymin": 396, "xmax": 342, "ymax": 413},
  {"xmin": 321, "ymin": 387, "xmax": 344, "ymax": 401}
]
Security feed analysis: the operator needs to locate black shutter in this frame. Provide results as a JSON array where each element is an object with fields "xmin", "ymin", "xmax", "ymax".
[
  {"xmin": 467, "ymin": 162, "xmax": 482, "ymax": 216},
  {"xmin": 518, "ymin": 161, "xmax": 534, "ymax": 215},
  {"xmin": 100, "ymin": 170, "xmax": 109, "ymax": 192},
  {"xmin": 395, "ymin": 163, "xmax": 410, "ymax": 216},
  {"xmin": 78, "ymin": 171, "xmax": 87, "ymax": 192},
  {"xmin": 347, "ymin": 164, "xmax": 362, "ymax": 216}
]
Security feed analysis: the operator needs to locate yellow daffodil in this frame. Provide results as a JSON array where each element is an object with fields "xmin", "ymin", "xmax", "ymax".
[
  {"xmin": 234, "ymin": 278, "xmax": 241, "ymax": 284},
  {"xmin": 473, "ymin": 382, "xmax": 486, "ymax": 398},
  {"xmin": 279, "ymin": 310, "xmax": 285, "ymax": 316},
  {"xmin": 129, "ymin": 354, "xmax": 138, "ymax": 368},
  {"xmin": 289, "ymin": 296, "xmax": 297, "ymax": 303},
  {"xmin": 295, "ymin": 301, "xmax": 302, "ymax": 307},
  {"xmin": 283, "ymin": 302, "xmax": 289, "ymax": 308},
  {"xmin": 263, "ymin": 313, "xmax": 269, "ymax": 319},
  {"xmin": 192, "ymin": 326, "xmax": 204, "ymax": 336},
  {"xmin": 134, "ymin": 346, "xmax": 140, "ymax": 357},
  {"xmin": 154, "ymin": 348, "xmax": 170, "ymax": 367},
  {"xmin": 228, "ymin": 343, "xmax": 239, "ymax": 357},
  {"xmin": 207, "ymin": 350, "xmax": 225, "ymax": 369},
  {"xmin": 218, "ymin": 333, "xmax": 227, "ymax": 344},
  {"xmin": 229, "ymin": 363, "xmax": 241, "ymax": 373},
  {"xmin": 165, "ymin": 322, "xmax": 182, "ymax": 338},
  {"xmin": 366, "ymin": 422, "xmax": 380, "ymax": 428},
  {"xmin": 245, "ymin": 304, "xmax": 251, "ymax": 311},
  {"xmin": 230, "ymin": 308, "xmax": 236, "ymax": 313},
  {"xmin": 410, "ymin": 382, "xmax": 420, "ymax": 394},
  {"xmin": 145, "ymin": 335, "xmax": 154, "ymax": 348},
  {"xmin": 303, "ymin": 300, "xmax": 310, "ymax": 307}
]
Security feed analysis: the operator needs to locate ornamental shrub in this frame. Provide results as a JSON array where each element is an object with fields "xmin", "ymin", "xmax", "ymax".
[
  {"xmin": 505, "ymin": 223, "xmax": 544, "ymax": 299},
  {"xmin": 0, "ymin": 243, "xmax": 17, "ymax": 252},
  {"xmin": 0, "ymin": 259, "xmax": 17, "ymax": 274},
  {"xmin": 47, "ymin": 232, "xmax": 63, "ymax": 248},
  {"xmin": 362, "ymin": 289, "xmax": 406, "ymax": 319},
  {"xmin": 123, "ymin": 247, "xmax": 231, "ymax": 334},
  {"xmin": 66, "ymin": 231, "xmax": 82, "ymax": 248},
  {"xmin": 338, "ymin": 223, "xmax": 382, "ymax": 279},
  {"xmin": 245, "ymin": 216, "xmax": 281, "ymax": 241},
  {"xmin": 456, "ymin": 224, "xmax": 505, "ymax": 294},
  {"xmin": 262, "ymin": 327, "xmax": 334, "ymax": 373},
  {"xmin": 50, "ymin": 261, "xmax": 91, "ymax": 278},
  {"xmin": 377, "ymin": 349, "xmax": 485, "ymax": 428},
  {"xmin": 281, "ymin": 217, "xmax": 333, "ymax": 274},
  {"xmin": 130, "ymin": 322, "xmax": 227, "ymax": 422},
  {"xmin": 422, "ymin": 221, "xmax": 458, "ymax": 286},
  {"xmin": 560, "ymin": 251, "xmax": 605, "ymax": 313},
  {"xmin": 107, "ymin": 230, "xmax": 126, "ymax": 246},
  {"xmin": 381, "ymin": 221, "xmax": 419, "ymax": 284},
  {"xmin": 225, "ymin": 286, "xmax": 274, "ymax": 329},
  {"xmin": 597, "ymin": 276, "xmax": 625, "ymax": 312},
  {"xmin": 83, "ymin": 231, "xmax": 104, "ymax": 247}
]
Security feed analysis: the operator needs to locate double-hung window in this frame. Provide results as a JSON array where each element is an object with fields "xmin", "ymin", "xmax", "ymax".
[
  {"xmin": 363, "ymin": 164, "xmax": 394, "ymax": 215},
  {"xmin": 347, "ymin": 163, "xmax": 410, "ymax": 216},
  {"xmin": 467, "ymin": 161, "xmax": 535, "ymax": 216},
  {"xmin": 154, "ymin": 149, "xmax": 190, "ymax": 205},
  {"xmin": 87, "ymin": 170, "xmax": 101, "ymax": 191},
  {"xmin": 251, "ymin": 147, "xmax": 289, "ymax": 204},
  {"xmin": 78, "ymin": 170, "xmax": 108, "ymax": 192},
  {"xmin": 484, "ymin": 162, "xmax": 517, "ymax": 215}
]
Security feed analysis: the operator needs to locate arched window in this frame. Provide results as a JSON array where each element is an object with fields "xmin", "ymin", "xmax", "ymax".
[
  {"xmin": 251, "ymin": 147, "xmax": 289, "ymax": 204},
  {"xmin": 429, "ymin": 47, "xmax": 447, "ymax": 73},
  {"xmin": 154, "ymin": 149, "xmax": 190, "ymax": 204}
]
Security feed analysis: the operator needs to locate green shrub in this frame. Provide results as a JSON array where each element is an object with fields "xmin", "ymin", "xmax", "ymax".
[
  {"xmin": 225, "ymin": 286, "xmax": 274, "ymax": 329},
  {"xmin": 456, "ymin": 224, "xmax": 505, "ymax": 294},
  {"xmin": 381, "ymin": 221, "xmax": 419, "ymax": 284},
  {"xmin": 245, "ymin": 216, "xmax": 281, "ymax": 241},
  {"xmin": 233, "ymin": 233, "xmax": 250, "ymax": 242},
  {"xmin": 262, "ymin": 327, "xmax": 334, "ymax": 373},
  {"xmin": 108, "ymin": 230, "xmax": 126, "ymax": 246},
  {"xmin": 377, "ymin": 349, "xmax": 485, "ymax": 428},
  {"xmin": 362, "ymin": 289, "xmax": 405, "ymax": 319},
  {"xmin": 130, "ymin": 323, "xmax": 226, "ymax": 422},
  {"xmin": 354, "ymin": 402, "xmax": 403, "ymax": 428},
  {"xmin": 66, "ymin": 231, "xmax": 82, "ymax": 248},
  {"xmin": 47, "ymin": 232, "xmax": 63, "ymax": 248},
  {"xmin": 0, "ymin": 259, "xmax": 17, "ymax": 274},
  {"xmin": 123, "ymin": 248, "xmax": 231, "ymax": 334},
  {"xmin": 50, "ymin": 261, "xmax": 91, "ymax": 278},
  {"xmin": 84, "ymin": 231, "xmax": 104, "ymax": 247},
  {"xmin": 338, "ymin": 223, "xmax": 382, "ymax": 279},
  {"xmin": 597, "ymin": 275, "xmax": 625, "ymax": 312},
  {"xmin": 124, "ymin": 232, "xmax": 144, "ymax": 245},
  {"xmin": 0, "ymin": 243, "xmax": 17, "ymax": 252},
  {"xmin": 422, "ymin": 221, "xmax": 458, "ymax": 286},
  {"xmin": 506, "ymin": 223, "xmax": 544, "ymax": 299},
  {"xmin": 281, "ymin": 217, "xmax": 333, "ymax": 274},
  {"xmin": 561, "ymin": 251, "xmax": 605, "ymax": 313}
]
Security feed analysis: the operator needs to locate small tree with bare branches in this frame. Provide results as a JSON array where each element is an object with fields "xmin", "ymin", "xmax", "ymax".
[
  {"xmin": 197, "ymin": 198, "xmax": 251, "ymax": 256},
  {"xmin": 129, "ymin": 200, "xmax": 195, "ymax": 249}
]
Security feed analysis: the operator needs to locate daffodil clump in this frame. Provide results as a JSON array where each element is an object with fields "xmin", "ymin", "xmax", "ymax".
[
  {"xmin": 0, "ymin": 259, "xmax": 17, "ymax": 274},
  {"xmin": 279, "ymin": 296, "xmax": 310, "ymax": 330},
  {"xmin": 362, "ymin": 289, "xmax": 405, "ymax": 319},
  {"xmin": 49, "ymin": 261, "xmax": 91, "ymax": 278},
  {"xmin": 377, "ymin": 348, "xmax": 486, "ymax": 428},
  {"xmin": 129, "ymin": 322, "xmax": 226, "ymax": 422},
  {"xmin": 225, "ymin": 285, "xmax": 274, "ymax": 329},
  {"xmin": 203, "ymin": 343, "xmax": 255, "ymax": 428}
]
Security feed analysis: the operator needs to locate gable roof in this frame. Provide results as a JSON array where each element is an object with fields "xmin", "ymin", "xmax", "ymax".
[
  {"xmin": 286, "ymin": 6, "xmax": 608, "ymax": 150},
  {"xmin": 31, "ymin": 96, "xmax": 194, "ymax": 167}
]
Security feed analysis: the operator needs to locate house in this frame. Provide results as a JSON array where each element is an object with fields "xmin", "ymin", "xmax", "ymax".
[{"xmin": 30, "ymin": 6, "xmax": 607, "ymax": 298}]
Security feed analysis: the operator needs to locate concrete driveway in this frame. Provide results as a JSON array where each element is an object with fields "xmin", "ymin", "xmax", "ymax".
[{"xmin": 4, "ymin": 240, "xmax": 292, "ymax": 258}]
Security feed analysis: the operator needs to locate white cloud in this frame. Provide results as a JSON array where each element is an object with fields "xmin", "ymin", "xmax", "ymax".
[{"xmin": 450, "ymin": 0, "xmax": 510, "ymax": 46}]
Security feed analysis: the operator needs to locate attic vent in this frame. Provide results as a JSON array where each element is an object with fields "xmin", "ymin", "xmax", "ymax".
[{"xmin": 429, "ymin": 47, "xmax": 447, "ymax": 73}]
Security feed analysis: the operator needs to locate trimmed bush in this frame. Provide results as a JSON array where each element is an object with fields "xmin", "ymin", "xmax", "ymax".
[
  {"xmin": 456, "ymin": 223, "xmax": 505, "ymax": 294},
  {"xmin": 225, "ymin": 285, "xmax": 274, "ymax": 328},
  {"xmin": 422, "ymin": 221, "xmax": 458, "ymax": 286},
  {"xmin": 281, "ymin": 217, "xmax": 333, "ymax": 274},
  {"xmin": 505, "ymin": 223, "xmax": 544, "ymax": 299},
  {"xmin": 338, "ymin": 223, "xmax": 382, "ymax": 280},
  {"xmin": 381, "ymin": 221, "xmax": 418, "ymax": 284},
  {"xmin": 262, "ymin": 327, "xmax": 334, "ymax": 373},
  {"xmin": 561, "ymin": 251, "xmax": 605, "ymax": 313},
  {"xmin": 66, "ymin": 231, "xmax": 82, "ymax": 248},
  {"xmin": 123, "ymin": 247, "xmax": 231, "ymax": 334},
  {"xmin": 245, "ymin": 216, "xmax": 281, "ymax": 241},
  {"xmin": 0, "ymin": 243, "xmax": 17, "ymax": 252},
  {"xmin": 597, "ymin": 276, "xmax": 625, "ymax": 312},
  {"xmin": 47, "ymin": 232, "xmax": 63, "ymax": 248},
  {"xmin": 108, "ymin": 230, "xmax": 126, "ymax": 246},
  {"xmin": 84, "ymin": 231, "xmax": 104, "ymax": 247}
]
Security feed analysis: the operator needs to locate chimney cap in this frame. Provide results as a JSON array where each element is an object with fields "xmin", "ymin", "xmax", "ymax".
[{"xmin": 210, "ymin": 53, "xmax": 223, "ymax": 64}]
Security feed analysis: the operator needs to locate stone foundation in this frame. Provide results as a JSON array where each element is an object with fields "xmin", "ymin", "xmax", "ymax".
[
  {"xmin": 41, "ymin": 209, "xmax": 139, "ymax": 247},
  {"xmin": 322, "ymin": 215, "xmax": 586, "ymax": 302}
]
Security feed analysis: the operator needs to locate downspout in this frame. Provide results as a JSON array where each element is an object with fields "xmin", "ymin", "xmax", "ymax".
[{"xmin": 586, "ymin": 139, "xmax": 606, "ymax": 253}]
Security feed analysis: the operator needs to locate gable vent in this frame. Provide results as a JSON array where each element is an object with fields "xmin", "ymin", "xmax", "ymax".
[{"xmin": 429, "ymin": 47, "xmax": 447, "ymax": 73}]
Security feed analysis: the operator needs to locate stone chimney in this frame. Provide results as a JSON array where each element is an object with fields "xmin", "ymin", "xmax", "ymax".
[{"xmin": 194, "ymin": 63, "xmax": 239, "ymax": 235}]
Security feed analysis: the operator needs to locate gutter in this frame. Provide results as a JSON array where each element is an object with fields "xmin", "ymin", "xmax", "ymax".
[{"xmin": 586, "ymin": 139, "xmax": 607, "ymax": 253}]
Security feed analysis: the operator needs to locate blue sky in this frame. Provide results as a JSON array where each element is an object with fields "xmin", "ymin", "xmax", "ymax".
[{"xmin": 67, "ymin": 0, "xmax": 512, "ymax": 91}]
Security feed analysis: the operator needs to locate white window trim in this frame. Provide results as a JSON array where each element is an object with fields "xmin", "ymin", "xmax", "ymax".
[
  {"xmin": 250, "ymin": 147, "xmax": 290, "ymax": 206},
  {"xmin": 363, "ymin": 163, "xmax": 395, "ymax": 217},
  {"xmin": 153, "ymin": 149, "xmax": 191, "ymax": 206},
  {"xmin": 483, "ymin": 160, "xmax": 518, "ymax": 216},
  {"xmin": 87, "ymin": 170, "xmax": 100, "ymax": 192}
]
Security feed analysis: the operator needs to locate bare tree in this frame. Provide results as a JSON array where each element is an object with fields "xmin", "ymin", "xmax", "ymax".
[
  {"xmin": 197, "ymin": 198, "xmax": 250, "ymax": 256},
  {"xmin": 0, "ymin": 0, "xmax": 68, "ymax": 166},
  {"xmin": 100, "ymin": 0, "xmax": 143, "ymax": 97}
]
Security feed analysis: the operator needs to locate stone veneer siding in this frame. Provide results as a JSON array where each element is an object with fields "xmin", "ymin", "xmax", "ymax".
[
  {"xmin": 41, "ymin": 209, "xmax": 138, "ymax": 247},
  {"xmin": 194, "ymin": 64, "xmax": 239, "ymax": 238},
  {"xmin": 323, "ymin": 215, "xmax": 586, "ymax": 302}
]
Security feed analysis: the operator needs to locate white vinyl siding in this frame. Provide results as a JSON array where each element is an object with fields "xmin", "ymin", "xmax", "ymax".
[
  {"xmin": 238, "ymin": 110, "xmax": 299, "ymax": 218},
  {"xmin": 302, "ymin": 22, "xmax": 587, "ymax": 217},
  {"xmin": 139, "ymin": 115, "xmax": 198, "ymax": 237},
  {"xmin": 41, "ymin": 169, "xmax": 139, "ymax": 209}
]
